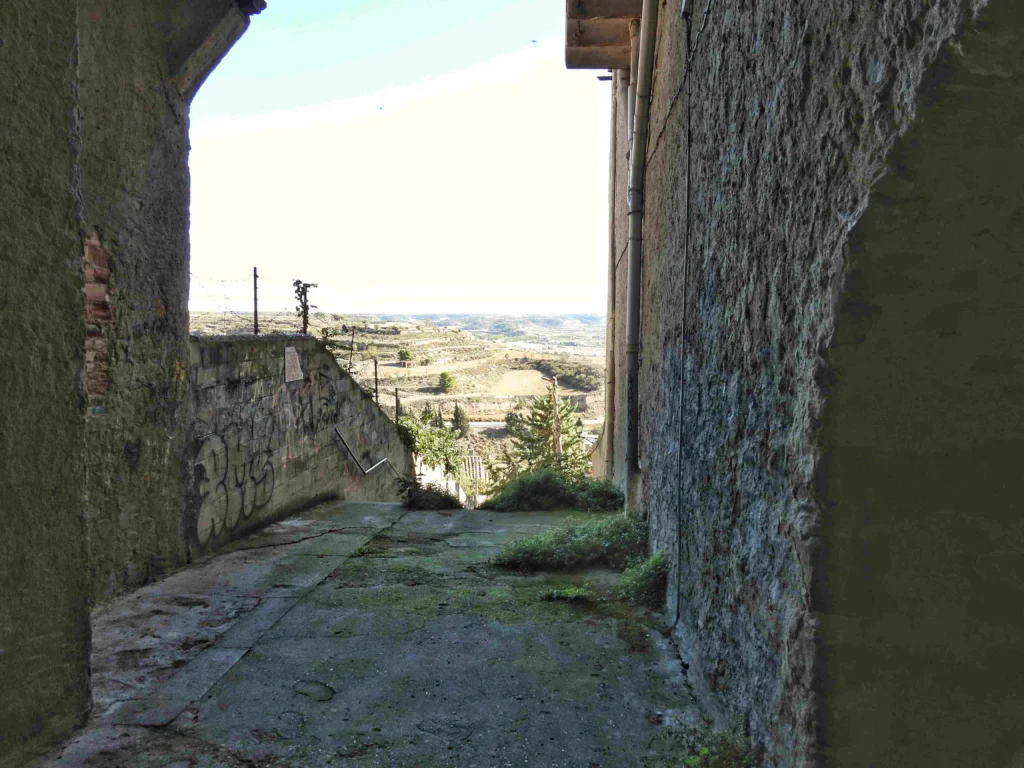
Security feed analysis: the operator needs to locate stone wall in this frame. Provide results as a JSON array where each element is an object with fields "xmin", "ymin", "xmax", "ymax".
[
  {"xmin": 601, "ymin": 0, "xmax": 1020, "ymax": 764},
  {"xmin": 0, "ymin": 4, "xmax": 92, "ymax": 765},
  {"xmin": 185, "ymin": 336, "xmax": 412, "ymax": 554},
  {"xmin": 78, "ymin": 0, "xmax": 254, "ymax": 602},
  {"xmin": 1, "ymin": 4, "xmax": 258, "ymax": 761}
]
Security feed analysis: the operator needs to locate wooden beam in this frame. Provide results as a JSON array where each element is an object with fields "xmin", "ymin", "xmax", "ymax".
[
  {"xmin": 566, "ymin": 45, "xmax": 631, "ymax": 69},
  {"xmin": 566, "ymin": 0, "xmax": 643, "ymax": 20},
  {"xmin": 566, "ymin": 17, "xmax": 632, "ymax": 47}
]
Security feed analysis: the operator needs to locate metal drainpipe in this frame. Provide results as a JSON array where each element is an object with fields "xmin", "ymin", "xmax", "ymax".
[
  {"xmin": 625, "ymin": 0, "xmax": 659, "ymax": 494},
  {"xmin": 626, "ymin": 20, "xmax": 640, "ymax": 152}
]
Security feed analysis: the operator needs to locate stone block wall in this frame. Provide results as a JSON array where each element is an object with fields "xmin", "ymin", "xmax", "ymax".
[
  {"xmin": 600, "ymin": 0, "xmax": 1023, "ymax": 764},
  {"xmin": 79, "ymin": 0, "xmax": 251, "ymax": 602},
  {"xmin": 184, "ymin": 336, "xmax": 412, "ymax": 554},
  {"xmin": 0, "ymin": 4, "xmax": 92, "ymax": 765}
]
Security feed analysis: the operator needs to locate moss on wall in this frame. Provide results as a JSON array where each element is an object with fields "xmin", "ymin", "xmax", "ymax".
[
  {"xmin": 76, "ymin": 1, "xmax": 254, "ymax": 601},
  {"xmin": 0, "ymin": 1, "xmax": 259, "ymax": 760},
  {"xmin": 0, "ymin": 2, "xmax": 91, "ymax": 764},
  {"xmin": 78, "ymin": 1, "xmax": 194, "ymax": 600}
]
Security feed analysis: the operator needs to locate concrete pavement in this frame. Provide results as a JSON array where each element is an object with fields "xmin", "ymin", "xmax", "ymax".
[{"xmin": 44, "ymin": 502, "xmax": 700, "ymax": 767}]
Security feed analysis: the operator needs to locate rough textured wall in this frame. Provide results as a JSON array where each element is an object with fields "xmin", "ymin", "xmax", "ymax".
[
  {"xmin": 815, "ymin": 4, "xmax": 1024, "ymax": 764},
  {"xmin": 610, "ymin": 69, "xmax": 631, "ymax": 492},
  {"xmin": 0, "ymin": 2, "xmax": 91, "ymax": 764},
  {"xmin": 78, "ymin": 0, "xmax": 248, "ymax": 601},
  {"xmin": 603, "ymin": 0, "xmax": 996, "ymax": 763},
  {"xmin": 185, "ymin": 336, "xmax": 412, "ymax": 554}
]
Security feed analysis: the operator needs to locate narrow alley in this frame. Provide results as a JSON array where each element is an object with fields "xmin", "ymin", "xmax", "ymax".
[{"xmin": 47, "ymin": 503, "xmax": 696, "ymax": 767}]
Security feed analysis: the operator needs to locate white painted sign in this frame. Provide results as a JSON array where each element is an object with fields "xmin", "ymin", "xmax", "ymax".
[{"xmin": 284, "ymin": 346, "xmax": 304, "ymax": 382}]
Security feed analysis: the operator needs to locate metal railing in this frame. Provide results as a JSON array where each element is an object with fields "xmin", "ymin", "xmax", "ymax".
[{"xmin": 332, "ymin": 427, "xmax": 403, "ymax": 479}]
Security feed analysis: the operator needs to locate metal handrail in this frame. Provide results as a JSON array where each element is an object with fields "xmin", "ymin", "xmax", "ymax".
[{"xmin": 333, "ymin": 427, "xmax": 403, "ymax": 479}]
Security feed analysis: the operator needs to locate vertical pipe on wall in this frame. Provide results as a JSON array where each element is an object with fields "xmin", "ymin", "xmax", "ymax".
[
  {"xmin": 626, "ymin": 19, "xmax": 640, "ymax": 154},
  {"xmin": 625, "ymin": 0, "xmax": 659, "ymax": 493}
]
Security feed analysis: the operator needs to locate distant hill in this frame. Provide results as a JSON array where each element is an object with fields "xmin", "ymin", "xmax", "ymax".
[{"xmin": 359, "ymin": 314, "xmax": 605, "ymax": 334}]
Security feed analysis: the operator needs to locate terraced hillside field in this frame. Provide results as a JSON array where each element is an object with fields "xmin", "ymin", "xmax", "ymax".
[{"xmin": 189, "ymin": 312, "xmax": 607, "ymax": 466}]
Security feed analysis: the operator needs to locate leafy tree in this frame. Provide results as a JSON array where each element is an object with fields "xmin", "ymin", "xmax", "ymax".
[
  {"xmin": 398, "ymin": 348, "xmax": 414, "ymax": 362},
  {"xmin": 396, "ymin": 416, "xmax": 463, "ymax": 476},
  {"xmin": 452, "ymin": 402, "xmax": 470, "ymax": 438},
  {"xmin": 293, "ymin": 279, "xmax": 317, "ymax": 334},
  {"xmin": 419, "ymin": 404, "xmax": 435, "ymax": 425},
  {"xmin": 438, "ymin": 371, "xmax": 456, "ymax": 393},
  {"xmin": 532, "ymin": 360, "xmax": 602, "ymax": 392},
  {"xmin": 505, "ymin": 384, "xmax": 589, "ymax": 480}
]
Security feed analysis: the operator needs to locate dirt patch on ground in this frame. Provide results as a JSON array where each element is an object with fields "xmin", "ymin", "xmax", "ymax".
[{"xmin": 491, "ymin": 369, "xmax": 580, "ymax": 396}]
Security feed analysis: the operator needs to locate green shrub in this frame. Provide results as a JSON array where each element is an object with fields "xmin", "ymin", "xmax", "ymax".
[
  {"xmin": 480, "ymin": 469, "xmax": 623, "ymax": 512},
  {"xmin": 398, "ymin": 348, "xmax": 414, "ymax": 361},
  {"xmin": 494, "ymin": 513, "xmax": 645, "ymax": 571},
  {"xmin": 438, "ymin": 371, "xmax": 456, "ymax": 393},
  {"xmin": 575, "ymin": 478, "xmax": 626, "ymax": 513},
  {"xmin": 665, "ymin": 722, "xmax": 761, "ymax": 768},
  {"xmin": 398, "ymin": 476, "xmax": 462, "ymax": 510},
  {"xmin": 613, "ymin": 552, "xmax": 668, "ymax": 607}
]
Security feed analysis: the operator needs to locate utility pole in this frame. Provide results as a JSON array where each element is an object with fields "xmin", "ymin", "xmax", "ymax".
[
  {"xmin": 470, "ymin": 446, "xmax": 479, "ymax": 506},
  {"xmin": 395, "ymin": 388, "xmax": 401, "ymax": 420},
  {"xmin": 253, "ymin": 267, "xmax": 259, "ymax": 335},
  {"xmin": 374, "ymin": 359, "xmax": 379, "ymax": 405}
]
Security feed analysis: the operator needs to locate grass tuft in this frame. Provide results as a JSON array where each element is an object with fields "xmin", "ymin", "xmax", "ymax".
[
  {"xmin": 397, "ymin": 476, "xmax": 462, "ymax": 510},
  {"xmin": 612, "ymin": 552, "xmax": 669, "ymax": 608},
  {"xmin": 481, "ymin": 469, "xmax": 624, "ymax": 512},
  {"xmin": 674, "ymin": 722, "xmax": 761, "ymax": 768},
  {"xmin": 540, "ymin": 585, "xmax": 596, "ymax": 603},
  {"xmin": 494, "ymin": 513, "xmax": 646, "ymax": 571}
]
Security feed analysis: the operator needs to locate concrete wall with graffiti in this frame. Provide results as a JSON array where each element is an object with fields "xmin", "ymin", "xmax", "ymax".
[{"xmin": 184, "ymin": 335, "xmax": 412, "ymax": 554}]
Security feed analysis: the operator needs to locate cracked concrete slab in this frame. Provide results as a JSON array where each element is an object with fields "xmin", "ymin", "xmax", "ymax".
[{"xmin": 45, "ymin": 502, "xmax": 701, "ymax": 767}]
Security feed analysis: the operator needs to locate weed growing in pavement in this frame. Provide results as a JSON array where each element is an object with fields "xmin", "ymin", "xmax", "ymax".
[
  {"xmin": 481, "ymin": 469, "xmax": 624, "ymax": 512},
  {"xmin": 656, "ymin": 721, "xmax": 762, "ymax": 768},
  {"xmin": 612, "ymin": 552, "xmax": 669, "ymax": 608},
  {"xmin": 494, "ymin": 513, "xmax": 646, "ymax": 571},
  {"xmin": 540, "ymin": 585, "xmax": 596, "ymax": 603}
]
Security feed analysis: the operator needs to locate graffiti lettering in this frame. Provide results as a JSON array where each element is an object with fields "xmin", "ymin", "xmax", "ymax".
[{"xmin": 185, "ymin": 366, "xmax": 343, "ymax": 549}]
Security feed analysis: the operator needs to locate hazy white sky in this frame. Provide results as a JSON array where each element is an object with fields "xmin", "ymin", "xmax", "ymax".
[{"xmin": 188, "ymin": 1, "xmax": 610, "ymax": 315}]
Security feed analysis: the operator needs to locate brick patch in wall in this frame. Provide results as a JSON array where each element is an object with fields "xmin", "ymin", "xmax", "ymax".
[{"xmin": 84, "ymin": 231, "xmax": 112, "ymax": 402}]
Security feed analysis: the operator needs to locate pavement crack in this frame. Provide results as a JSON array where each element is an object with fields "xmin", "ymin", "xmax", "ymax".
[{"xmin": 231, "ymin": 526, "xmax": 377, "ymax": 552}]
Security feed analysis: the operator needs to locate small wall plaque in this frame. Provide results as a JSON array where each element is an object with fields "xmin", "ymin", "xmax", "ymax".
[{"xmin": 284, "ymin": 346, "xmax": 303, "ymax": 382}]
